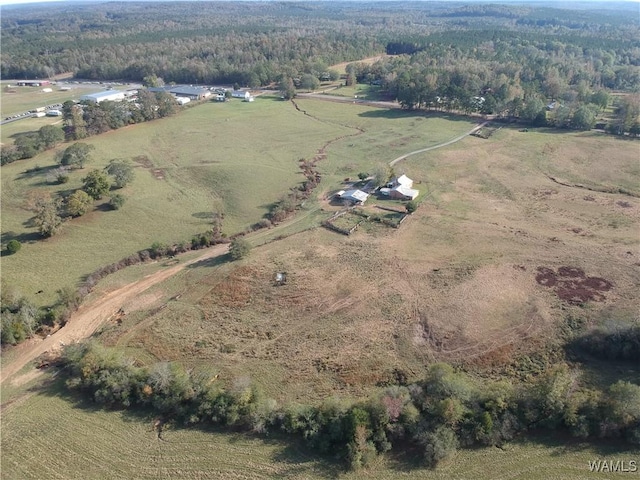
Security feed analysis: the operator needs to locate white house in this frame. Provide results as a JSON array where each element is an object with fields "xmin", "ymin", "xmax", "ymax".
[
  {"xmin": 388, "ymin": 174, "xmax": 413, "ymax": 188},
  {"xmin": 385, "ymin": 174, "xmax": 419, "ymax": 200},
  {"xmin": 80, "ymin": 90, "xmax": 126, "ymax": 103},
  {"xmin": 389, "ymin": 184, "xmax": 419, "ymax": 200}
]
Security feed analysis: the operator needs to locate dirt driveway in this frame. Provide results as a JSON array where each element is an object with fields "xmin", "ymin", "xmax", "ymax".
[{"xmin": 1, "ymin": 244, "xmax": 229, "ymax": 386}]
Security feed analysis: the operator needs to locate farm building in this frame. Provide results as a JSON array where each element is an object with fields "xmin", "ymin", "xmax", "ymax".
[
  {"xmin": 213, "ymin": 93, "xmax": 226, "ymax": 102},
  {"xmin": 17, "ymin": 80, "xmax": 50, "ymax": 87},
  {"xmin": 389, "ymin": 184, "xmax": 419, "ymax": 200},
  {"xmin": 337, "ymin": 189, "xmax": 369, "ymax": 205},
  {"xmin": 384, "ymin": 174, "xmax": 419, "ymax": 200},
  {"xmin": 175, "ymin": 97, "xmax": 191, "ymax": 105},
  {"xmin": 80, "ymin": 90, "xmax": 126, "ymax": 103},
  {"xmin": 387, "ymin": 174, "xmax": 413, "ymax": 188},
  {"xmin": 46, "ymin": 109, "xmax": 62, "ymax": 116},
  {"xmin": 167, "ymin": 86, "xmax": 210, "ymax": 100},
  {"xmin": 231, "ymin": 90, "xmax": 251, "ymax": 100}
]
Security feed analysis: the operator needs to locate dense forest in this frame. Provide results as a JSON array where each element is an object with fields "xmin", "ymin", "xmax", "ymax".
[{"xmin": 2, "ymin": 2, "xmax": 639, "ymax": 132}]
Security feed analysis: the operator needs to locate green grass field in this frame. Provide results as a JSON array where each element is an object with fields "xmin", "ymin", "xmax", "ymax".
[
  {"xmin": 1, "ymin": 82, "xmax": 128, "ymax": 119},
  {"xmin": 2, "ymin": 373, "xmax": 637, "ymax": 480},
  {"xmin": 0, "ymin": 98, "xmax": 349, "ymax": 305},
  {"xmin": 0, "ymin": 97, "xmax": 478, "ymax": 306}
]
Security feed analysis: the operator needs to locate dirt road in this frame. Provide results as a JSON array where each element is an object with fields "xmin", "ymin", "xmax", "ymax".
[{"xmin": 0, "ymin": 244, "xmax": 229, "ymax": 386}]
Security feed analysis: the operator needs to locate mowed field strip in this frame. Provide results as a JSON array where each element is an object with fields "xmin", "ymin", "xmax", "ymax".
[{"xmin": 2, "ymin": 374, "xmax": 637, "ymax": 479}]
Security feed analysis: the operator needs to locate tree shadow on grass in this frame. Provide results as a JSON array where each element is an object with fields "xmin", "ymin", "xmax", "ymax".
[
  {"xmin": 185, "ymin": 251, "xmax": 231, "ymax": 269},
  {"xmin": 29, "ymin": 374, "xmax": 345, "ymax": 479},
  {"xmin": 358, "ymin": 109, "xmax": 478, "ymax": 123},
  {"xmin": 1, "ymin": 230, "xmax": 41, "ymax": 247}
]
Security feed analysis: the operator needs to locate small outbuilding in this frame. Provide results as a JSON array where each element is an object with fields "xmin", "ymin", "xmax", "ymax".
[
  {"xmin": 231, "ymin": 90, "xmax": 251, "ymax": 100},
  {"xmin": 46, "ymin": 109, "xmax": 62, "ymax": 116},
  {"xmin": 338, "ymin": 189, "xmax": 369, "ymax": 205},
  {"xmin": 175, "ymin": 97, "xmax": 191, "ymax": 105}
]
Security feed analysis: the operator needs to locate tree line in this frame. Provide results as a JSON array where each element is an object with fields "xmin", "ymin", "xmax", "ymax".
[
  {"xmin": 1, "ymin": 90, "xmax": 178, "ymax": 166},
  {"xmin": 58, "ymin": 341, "xmax": 640, "ymax": 470},
  {"xmin": 2, "ymin": 1, "xmax": 637, "ymax": 97}
]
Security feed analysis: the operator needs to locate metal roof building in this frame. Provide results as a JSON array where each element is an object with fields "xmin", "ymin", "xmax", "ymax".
[{"xmin": 80, "ymin": 90, "xmax": 126, "ymax": 103}]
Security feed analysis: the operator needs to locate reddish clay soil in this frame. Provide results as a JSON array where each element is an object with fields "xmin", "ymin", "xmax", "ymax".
[{"xmin": 535, "ymin": 266, "xmax": 613, "ymax": 304}]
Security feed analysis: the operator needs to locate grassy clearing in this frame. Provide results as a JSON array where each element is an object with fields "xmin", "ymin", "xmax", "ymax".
[
  {"xmin": 324, "ymin": 83, "xmax": 387, "ymax": 101},
  {"xmin": 0, "ymin": 116, "xmax": 64, "ymax": 145},
  {"xmin": 2, "ymin": 374, "xmax": 637, "ymax": 479},
  {"xmin": 1, "ymin": 83, "xmax": 103, "ymax": 118},
  {"xmin": 0, "ymin": 98, "xmax": 345, "ymax": 306},
  {"xmin": 90, "ymin": 122, "xmax": 640, "ymax": 404},
  {"xmin": 294, "ymin": 98, "xmax": 478, "ymax": 187}
]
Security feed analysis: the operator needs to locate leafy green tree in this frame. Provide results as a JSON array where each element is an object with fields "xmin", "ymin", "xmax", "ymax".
[
  {"xmin": 607, "ymin": 381, "xmax": 640, "ymax": 427},
  {"xmin": 143, "ymin": 74, "xmax": 165, "ymax": 87},
  {"xmin": 82, "ymin": 169, "xmax": 111, "ymax": 200},
  {"xmin": 6, "ymin": 240, "xmax": 21, "ymax": 254},
  {"xmin": 156, "ymin": 91, "xmax": 177, "ymax": 117},
  {"xmin": 300, "ymin": 73, "xmax": 320, "ymax": 91},
  {"xmin": 109, "ymin": 193, "xmax": 125, "ymax": 210},
  {"xmin": 105, "ymin": 159, "xmax": 135, "ymax": 188},
  {"xmin": 38, "ymin": 125, "xmax": 65, "ymax": 149},
  {"xmin": 13, "ymin": 134, "xmax": 42, "ymax": 159},
  {"xmin": 66, "ymin": 190, "xmax": 93, "ymax": 217},
  {"xmin": 420, "ymin": 426, "xmax": 458, "ymax": 467},
  {"xmin": 279, "ymin": 77, "xmax": 296, "ymax": 100},
  {"xmin": 63, "ymin": 103, "xmax": 87, "ymax": 141},
  {"xmin": 34, "ymin": 198, "xmax": 63, "ymax": 237},
  {"xmin": 229, "ymin": 237, "xmax": 251, "ymax": 260},
  {"xmin": 590, "ymin": 90, "xmax": 610, "ymax": 112},
  {"xmin": 357, "ymin": 172, "xmax": 368, "ymax": 181},
  {"xmin": 58, "ymin": 142, "xmax": 95, "ymax": 169},
  {"xmin": 372, "ymin": 164, "xmax": 391, "ymax": 187},
  {"xmin": 572, "ymin": 105, "xmax": 596, "ymax": 131},
  {"xmin": 406, "ymin": 200, "xmax": 418, "ymax": 214}
]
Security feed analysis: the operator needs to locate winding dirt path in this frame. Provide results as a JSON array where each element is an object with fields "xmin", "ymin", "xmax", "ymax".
[{"xmin": 1, "ymin": 244, "xmax": 229, "ymax": 386}]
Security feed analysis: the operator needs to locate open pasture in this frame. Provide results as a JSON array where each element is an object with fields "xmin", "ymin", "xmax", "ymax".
[
  {"xmin": 2, "ymin": 374, "xmax": 637, "ymax": 480},
  {"xmin": 1, "ymin": 99, "xmax": 483, "ymax": 306},
  {"xmin": 88, "ymin": 118, "xmax": 639, "ymax": 404},
  {"xmin": 0, "ymin": 98, "xmax": 346, "ymax": 306},
  {"xmin": 1, "ymin": 82, "xmax": 105, "ymax": 118}
]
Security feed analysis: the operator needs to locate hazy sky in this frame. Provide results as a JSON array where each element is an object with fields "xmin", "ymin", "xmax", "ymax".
[{"xmin": 1, "ymin": 0, "xmax": 638, "ymax": 5}]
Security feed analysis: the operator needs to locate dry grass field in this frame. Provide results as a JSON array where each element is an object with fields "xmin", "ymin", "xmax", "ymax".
[
  {"xmin": 88, "ymin": 120, "xmax": 640, "ymax": 404},
  {"xmin": 2, "ymin": 97, "xmax": 638, "ymax": 477}
]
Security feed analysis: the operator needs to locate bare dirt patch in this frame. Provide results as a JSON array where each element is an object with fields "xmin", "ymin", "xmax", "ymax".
[{"xmin": 535, "ymin": 266, "xmax": 613, "ymax": 304}]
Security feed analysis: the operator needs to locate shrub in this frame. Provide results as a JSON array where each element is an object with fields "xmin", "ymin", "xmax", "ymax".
[
  {"xmin": 229, "ymin": 238, "xmax": 251, "ymax": 260},
  {"xmin": 6, "ymin": 240, "xmax": 21, "ymax": 255},
  {"xmin": 406, "ymin": 200, "xmax": 418, "ymax": 214},
  {"xmin": 109, "ymin": 193, "xmax": 125, "ymax": 210}
]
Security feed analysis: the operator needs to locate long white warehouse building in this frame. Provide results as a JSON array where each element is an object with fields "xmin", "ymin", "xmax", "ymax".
[{"xmin": 79, "ymin": 90, "xmax": 126, "ymax": 103}]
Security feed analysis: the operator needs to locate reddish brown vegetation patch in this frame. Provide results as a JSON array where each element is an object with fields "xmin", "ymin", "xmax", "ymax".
[{"xmin": 535, "ymin": 266, "xmax": 613, "ymax": 304}]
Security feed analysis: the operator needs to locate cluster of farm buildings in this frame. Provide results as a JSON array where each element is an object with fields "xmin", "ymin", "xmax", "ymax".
[
  {"xmin": 79, "ymin": 86, "xmax": 254, "ymax": 104},
  {"xmin": 14, "ymin": 80, "xmax": 255, "ymax": 114},
  {"xmin": 337, "ymin": 174, "xmax": 419, "ymax": 204}
]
